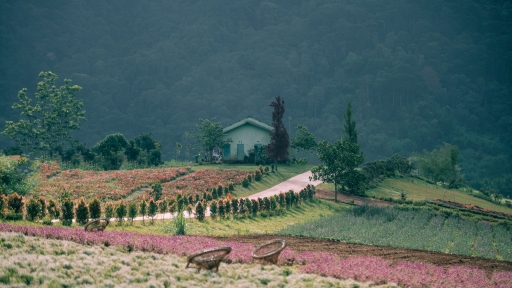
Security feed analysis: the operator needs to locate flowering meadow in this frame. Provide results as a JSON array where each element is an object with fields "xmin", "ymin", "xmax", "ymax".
[
  {"xmin": 32, "ymin": 166, "xmax": 254, "ymax": 202},
  {"xmin": 0, "ymin": 231, "xmax": 383, "ymax": 288},
  {"xmin": 1, "ymin": 223, "xmax": 511, "ymax": 287},
  {"xmin": 278, "ymin": 205, "xmax": 512, "ymax": 261},
  {"xmin": 161, "ymin": 169, "xmax": 251, "ymax": 197}
]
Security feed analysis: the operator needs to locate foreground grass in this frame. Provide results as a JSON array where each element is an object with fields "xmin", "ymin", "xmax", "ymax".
[
  {"xmin": 366, "ymin": 177, "xmax": 512, "ymax": 214},
  {"xmin": 0, "ymin": 232, "xmax": 392, "ymax": 288},
  {"xmin": 104, "ymin": 199, "xmax": 346, "ymax": 237}
]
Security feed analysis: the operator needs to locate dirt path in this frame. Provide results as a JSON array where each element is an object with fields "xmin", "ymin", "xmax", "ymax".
[
  {"xmin": 216, "ymin": 234, "xmax": 512, "ymax": 274},
  {"xmin": 247, "ymin": 171, "xmax": 322, "ymax": 200}
]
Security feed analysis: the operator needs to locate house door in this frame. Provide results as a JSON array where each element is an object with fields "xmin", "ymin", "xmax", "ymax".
[
  {"xmin": 223, "ymin": 144, "xmax": 230, "ymax": 160},
  {"xmin": 237, "ymin": 144, "xmax": 244, "ymax": 161}
]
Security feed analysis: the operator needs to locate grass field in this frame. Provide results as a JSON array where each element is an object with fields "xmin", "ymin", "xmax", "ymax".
[
  {"xmin": 278, "ymin": 205, "xmax": 512, "ymax": 261},
  {"xmin": 104, "ymin": 199, "xmax": 345, "ymax": 237},
  {"xmin": 366, "ymin": 177, "xmax": 512, "ymax": 214}
]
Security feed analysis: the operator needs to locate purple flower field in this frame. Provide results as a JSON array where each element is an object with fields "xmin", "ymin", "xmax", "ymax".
[{"xmin": 1, "ymin": 223, "xmax": 510, "ymax": 287}]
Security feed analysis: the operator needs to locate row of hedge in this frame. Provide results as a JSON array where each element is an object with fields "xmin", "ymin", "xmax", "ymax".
[{"xmin": 0, "ymin": 184, "xmax": 316, "ymax": 225}]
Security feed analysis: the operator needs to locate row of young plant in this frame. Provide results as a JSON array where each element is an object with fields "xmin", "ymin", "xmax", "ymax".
[
  {"xmin": 278, "ymin": 205, "xmax": 512, "ymax": 261},
  {"xmin": 0, "ymin": 183, "xmax": 316, "ymax": 226}
]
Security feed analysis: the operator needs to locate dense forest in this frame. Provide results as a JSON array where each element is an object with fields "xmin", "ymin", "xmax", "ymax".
[{"xmin": 1, "ymin": 0, "xmax": 511, "ymax": 194}]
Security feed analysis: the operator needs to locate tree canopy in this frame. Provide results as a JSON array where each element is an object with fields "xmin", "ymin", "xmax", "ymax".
[{"xmin": 2, "ymin": 72, "xmax": 85, "ymax": 156}]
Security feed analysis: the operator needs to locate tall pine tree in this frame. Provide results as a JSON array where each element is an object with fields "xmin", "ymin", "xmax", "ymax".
[{"xmin": 266, "ymin": 96, "xmax": 289, "ymax": 171}]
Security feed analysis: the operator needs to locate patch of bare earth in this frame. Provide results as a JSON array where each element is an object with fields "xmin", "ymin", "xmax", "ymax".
[{"xmin": 217, "ymin": 234, "xmax": 512, "ymax": 275}]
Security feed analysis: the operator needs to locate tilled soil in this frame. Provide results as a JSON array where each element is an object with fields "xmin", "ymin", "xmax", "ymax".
[{"xmin": 216, "ymin": 234, "xmax": 512, "ymax": 274}]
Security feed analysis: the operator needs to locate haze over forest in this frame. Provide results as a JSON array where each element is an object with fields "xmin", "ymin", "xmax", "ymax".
[{"xmin": 0, "ymin": 0, "xmax": 511, "ymax": 193}]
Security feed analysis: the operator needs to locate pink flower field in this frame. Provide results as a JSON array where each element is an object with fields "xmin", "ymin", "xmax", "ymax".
[
  {"xmin": 1, "ymin": 223, "xmax": 510, "ymax": 288},
  {"xmin": 33, "ymin": 167, "xmax": 190, "ymax": 201}
]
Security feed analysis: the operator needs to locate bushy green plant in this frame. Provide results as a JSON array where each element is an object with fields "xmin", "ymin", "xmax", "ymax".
[
  {"xmin": 47, "ymin": 199, "xmax": 60, "ymax": 219},
  {"xmin": 37, "ymin": 196, "xmax": 46, "ymax": 219},
  {"xmin": 173, "ymin": 209, "xmax": 186, "ymax": 235},
  {"xmin": 104, "ymin": 202, "xmax": 114, "ymax": 219},
  {"xmin": 224, "ymin": 186, "xmax": 229, "ymax": 196},
  {"xmin": 60, "ymin": 197, "xmax": 74, "ymax": 226},
  {"xmin": 148, "ymin": 198, "xmax": 158, "ymax": 223},
  {"xmin": 25, "ymin": 197, "xmax": 41, "ymax": 221},
  {"xmin": 116, "ymin": 201, "xmax": 127, "ymax": 225},
  {"xmin": 225, "ymin": 198, "xmax": 231, "ymax": 215},
  {"xmin": 139, "ymin": 197, "xmax": 147, "ymax": 223},
  {"xmin": 228, "ymin": 183, "xmax": 234, "ymax": 191},
  {"xmin": 255, "ymin": 169, "xmax": 262, "ymax": 181},
  {"xmin": 128, "ymin": 202, "xmax": 138, "ymax": 224},
  {"xmin": 7, "ymin": 192, "xmax": 23, "ymax": 214},
  {"xmin": 251, "ymin": 199, "xmax": 259, "ymax": 215},
  {"xmin": 88, "ymin": 198, "xmax": 101, "ymax": 219},
  {"xmin": 195, "ymin": 201, "xmax": 205, "ymax": 221},
  {"xmin": 75, "ymin": 197, "xmax": 89, "ymax": 225},
  {"xmin": 210, "ymin": 200, "xmax": 218, "ymax": 219},
  {"xmin": 212, "ymin": 187, "xmax": 218, "ymax": 199},
  {"xmin": 231, "ymin": 198, "xmax": 239, "ymax": 216},
  {"xmin": 158, "ymin": 199, "xmax": 168, "ymax": 221},
  {"xmin": 218, "ymin": 199, "xmax": 225, "ymax": 218},
  {"xmin": 242, "ymin": 178, "xmax": 249, "ymax": 188}
]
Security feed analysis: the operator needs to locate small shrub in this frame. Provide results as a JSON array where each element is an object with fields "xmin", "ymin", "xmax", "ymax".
[
  {"xmin": 210, "ymin": 200, "xmax": 218, "ymax": 219},
  {"xmin": 7, "ymin": 192, "xmax": 23, "ymax": 214},
  {"xmin": 37, "ymin": 196, "xmax": 47, "ymax": 218},
  {"xmin": 42, "ymin": 215, "xmax": 53, "ymax": 226},
  {"xmin": 195, "ymin": 202, "xmax": 205, "ymax": 221},
  {"xmin": 139, "ymin": 198, "xmax": 147, "ymax": 223},
  {"xmin": 116, "ymin": 201, "xmax": 127, "ymax": 225},
  {"xmin": 228, "ymin": 183, "xmax": 234, "ymax": 191},
  {"xmin": 47, "ymin": 199, "xmax": 60, "ymax": 219},
  {"xmin": 173, "ymin": 210, "xmax": 186, "ymax": 235},
  {"xmin": 218, "ymin": 199, "xmax": 225, "ymax": 218},
  {"xmin": 212, "ymin": 187, "xmax": 218, "ymax": 199},
  {"xmin": 75, "ymin": 197, "xmax": 89, "ymax": 225},
  {"xmin": 251, "ymin": 199, "xmax": 259, "ymax": 215},
  {"xmin": 255, "ymin": 169, "xmax": 262, "ymax": 181},
  {"xmin": 25, "ymin": 197, "xmax": 41, "ymax": 221},
  {"xmin": 60, "ymin": 198, "xmax": 74, "ymax": 226},
  {"xmin": 128, "ymin": 202, "xmax": 138, "ymax": 224},
  {"xmin": 150, "ymin": 182, "xmax": 162, "ymax": 201},
  {"xmin": 148, "ymin": 198, "xmax": 158, "ymax": 223},
  {"xmin": 104, "ymin": 202, "xmax": 115, "ymax": 219},
  {"xmin": 5, "ymin": 212, "xmax": 23, "ymax": 221},
  {"xmin": 242, "ymin": 178, "xmax": 249, "ymax": 188},
  {"xmin": 224, "ymin": 186, "xmax": 229, "ymax": 196},
  {"xmin": 225, "ymin": 198, "xmax": 232, "ymax": 215},
  {"xmin": 88, "ymin": 198, "xmax": 101, "ymax": 219}
]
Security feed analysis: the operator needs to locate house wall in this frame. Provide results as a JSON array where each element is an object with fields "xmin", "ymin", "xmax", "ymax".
[{"xmin": 223, "ymin": 124, "xmax": 271, "ymax": 161}]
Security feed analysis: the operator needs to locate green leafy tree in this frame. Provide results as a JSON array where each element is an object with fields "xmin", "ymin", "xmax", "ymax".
[
  {"xmin": 311, "ymin": 103, "xmax": 365, "ymax": 201},
  {"xmin": 0, "ymin": 155, "xmax": 31, "ymax": 195},
  {"xmin": 148, "ymin": 198, "xmax": 158, "ymax": 223},
  {"xmin": 115, "ymin": 201, "xmax": 127, "ymax": 225},
  {"xmin": 188, "ymin": 118, "xmax": 230, "ymax": 162},
  {"xmin": 47, "ymin": 198, "xmax": 60, "ymax": 219},
  {"xmin": 415, "ymin": 143, "xmax": 463, "ymax": 188},
  {"xmin": 37, "ymin": 196, "xmax": 47, "ymax": 219},
  {"xmin": 210, "ymin": 200, "xmax": 218, "ymax": 219},
  {"xmin": 128, "ymin": 202, "xmax": 138, "ymax": 224},
  {"xmin": 2, "ymin": 72, "xmax": 85, "ymax": 156},
  {"xmin": 291, "ymin": 125, "xmax": 317, "ymax": 161},
  {"xmin": 266, "ymin": 96, "xmax": 289, "ymax": 171},
  {"xmin": 93, "ymin": 133, "xmax": 128, "ymax": 170},
  {"xmin": 139, "ymin": 197, "xmax": 147, "ymax": 224}
]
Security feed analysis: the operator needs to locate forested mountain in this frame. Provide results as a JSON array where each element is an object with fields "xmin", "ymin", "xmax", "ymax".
[{"xmin": 1, "ymin": 0, "xmax": 511, "ymax": 192}]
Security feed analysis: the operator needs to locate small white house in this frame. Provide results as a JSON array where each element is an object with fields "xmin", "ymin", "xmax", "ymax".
[{"xmin": 222, "ymin": 117, "xmax": 273, "ymax": 161}]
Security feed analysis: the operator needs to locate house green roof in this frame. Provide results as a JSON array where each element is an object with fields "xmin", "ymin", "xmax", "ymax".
[{"xmin": 223, "ymin": 117, "xmax": 273, "ymax": 133}]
